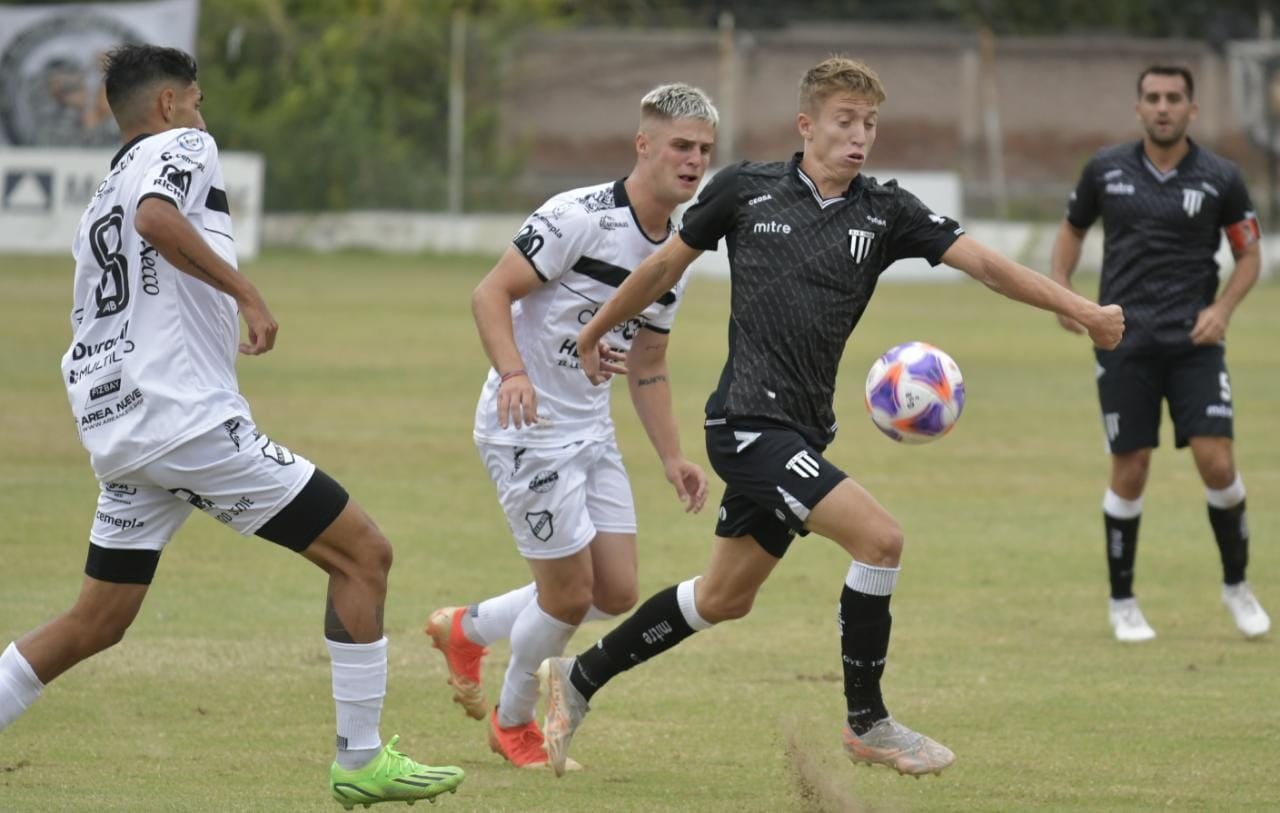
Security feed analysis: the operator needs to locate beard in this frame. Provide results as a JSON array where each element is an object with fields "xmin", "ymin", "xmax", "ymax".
[{"xmin": 1145, "ymin": 123, "xmax": 1187, "ymax": 147}]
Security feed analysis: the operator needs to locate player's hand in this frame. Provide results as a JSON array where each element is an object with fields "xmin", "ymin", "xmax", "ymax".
[
  {"xmin": 1086, "ymin": 303, "xmax": 1124, "ymax": 350},
  {"xmin": 664, "ymin": 456, "xmax": 709, "ymax": 514},
  {"xmin": 1190, "ymin": 303, "xmax": 1229, "ymax": 345},
  {"xmin": 1055, "ymin": 312, "xmax": 1086, "ymax": 335},
  {"xmin": 497, "ymin": 372, "xmax": 538, "ymax": 429},
  {"xmin": 239, "ymin": 295, "xmax": 278, "ymax": 355}
]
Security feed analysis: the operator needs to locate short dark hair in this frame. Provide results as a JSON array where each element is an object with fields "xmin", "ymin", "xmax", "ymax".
[
  {"xmin": 103, "ymin": 44, "xmax": 198, "ymax": 117},
  {"xmin": 1137, "ymin": 65, "xmax": 1194, "ymax": 100}
]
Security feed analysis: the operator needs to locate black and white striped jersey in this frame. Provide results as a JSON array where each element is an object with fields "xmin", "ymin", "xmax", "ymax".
[
  {"xmin": 1066, "ymin": 140, "xmax": 1257, "ymax": 350},
  {"xmin": 681, "ymin": 154, "xmax": 963, "ymax": 446}
]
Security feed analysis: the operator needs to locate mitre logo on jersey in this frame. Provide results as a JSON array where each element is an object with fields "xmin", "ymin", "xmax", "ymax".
[
  {"xmin": 848, "ymin": 229, "xmax": 875, "ymax": 264},
  {"xmin": 1182, "ymin": 188, "xmax": 1205, "ymax": 217}
]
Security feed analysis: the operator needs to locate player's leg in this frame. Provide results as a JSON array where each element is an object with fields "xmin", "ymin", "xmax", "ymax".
[
  {"xmin": 1171, "ymin": 346, "xmax": 1269, "ymax": 637},
  {"xmin": 1097, "ymin": 348, "xmax": 1162, "ymax": 642},
  {"xmin": 152, "ymin": 419, "xmax": 462, "ymax": 804},
  {"xmin": 1, "ymin": 478, "xmax": 187, "ymax": 732},
  {"xmin": 804, "ymin": 477, "xmax": 954, "ymax": 776}
]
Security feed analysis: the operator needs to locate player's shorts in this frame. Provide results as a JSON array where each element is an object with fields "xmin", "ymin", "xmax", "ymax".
[
  {"xmin": 87, "ymin": 416, "xmax": 348, "ymax": 583},
  {"xmin": 705, "ymin": 420, "xmax": 848, "ymax": 559},
  {"xmin": 478, "ymin": 437, "xmax": 636, "ymax": 560},
  {"xmin": 1095, "ymin": 343, "xmax": 1235, "ymax": 454}
]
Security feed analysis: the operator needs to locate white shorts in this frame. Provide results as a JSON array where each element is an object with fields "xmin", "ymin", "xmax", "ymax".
[
  {"xmin": 90, "ymin": 416, "xmax": 316, "ymax": 552},
  {"xmin": 478, "ymin": 438, "xmax": 636, "ymax": 560}
]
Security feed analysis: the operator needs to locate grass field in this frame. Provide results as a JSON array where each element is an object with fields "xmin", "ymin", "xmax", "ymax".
[{"xmin": 2, "ymin": 250, "xmax": 1278, "ymax": 812}]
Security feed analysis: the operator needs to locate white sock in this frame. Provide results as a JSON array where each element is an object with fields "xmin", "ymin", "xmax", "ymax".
[
  {"xmin": 1103, "ymin": 489, "xmax": 1144, "ymax": 519},
  {"xmin": 462, "ymin": 582, "xmax": 538, "ymax": 646},
  {"xmin": 676, "ymin": 577, "xmax": 714, "ymax": 631},
  {"xmin": 328, "ymin": 636, "xmax": 387, "ymax": 770},
  {"xmin": 581, "ymin": 605, "xmax": 617, "ymax": 623},
  {"xmin": 497, "ymin": 602, "xmax": 576, "ymax": 728},
  {"xmin": 845, "ymin": 561, "xmax": 900, "ymax": 596},
  {"xmin": 1206, "ymin": 473, "xmax": 1246, "ymax": 509},
  {"xmin": 0, "ymin": 643, "xmax": 44, "ymax": 731}
]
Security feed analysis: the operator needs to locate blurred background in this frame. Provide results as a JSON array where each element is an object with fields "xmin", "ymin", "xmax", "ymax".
[{"xmin": 3, "ymin": 0, "xmax": 1280, "ymax": 269}]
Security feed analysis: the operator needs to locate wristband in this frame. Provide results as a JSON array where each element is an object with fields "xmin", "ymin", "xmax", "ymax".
[{"xmin": 500, "ymin": 369, "xmax": 527, "ymax": 383}]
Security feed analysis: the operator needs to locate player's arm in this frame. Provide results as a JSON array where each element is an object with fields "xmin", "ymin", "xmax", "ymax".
[
  {"xmin": 625, "ymin": 327, "xmax": 708, "ymax": 513},
  {"xmin": 1048, "ymin": 220, "xmax": 1090, "ymax": 335},
  {"xmin": 471, "ymin": 245, "xmax": 546, "ymax": 428},
  {"xmin": 1191, "ymin": 224, "xmax": 1261, "ymax": 345},
  {"xmin": 940, "ymin": 234, "xmax": 1124, "ymax": 350},
  {"xmin": 135, "ymin": 197, "xmax": 277, "ymax": 355},
  {"xmin": 578, "ymin": 236, "xmax": 703, "ymax": 385}
]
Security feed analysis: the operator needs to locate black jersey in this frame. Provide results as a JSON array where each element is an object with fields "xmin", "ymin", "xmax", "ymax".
[
  {"xmin": 681, "ymin": 154, "xmax": 964, "ymax": 446},
  {"xmin": 1066, "ymin": 140, "xmax": 1255, "ymax": 350}
]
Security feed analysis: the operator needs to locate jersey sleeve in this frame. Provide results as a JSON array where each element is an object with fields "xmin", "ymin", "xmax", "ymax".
[
  {"xmin": 885, "ymin": 186, "xmax": 964, "ymax": 266},
  {"xmin": 1219, "ymin": 165, "xmax": 1260, "ymax": 253},
  {"xmin": 137, "ymin": 129, "xmax": 220, "ymax": 215},
  {"xmin": 511, "ymin": 198, "xmax": 593, "ymax": 282},
  {"xmin": 678, "ymin": 162, "xmax": 743, "ymax": 251},
  {"xmin": 1065, "ymin": 156, "xmax": 1101, "ymax": 230}
]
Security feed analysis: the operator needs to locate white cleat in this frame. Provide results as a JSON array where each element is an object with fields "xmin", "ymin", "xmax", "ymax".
[
  {"xmin": 842, "ymin": 718, "xmax": 955, "ymax": 777},
  {"xmin": 1222, "ymin": 583, "xmax": 1271, "ymax": 639},
  {"xmin": 538, "ymin": 657, "xmax": 590, "ymax": 778},
  {"xmin": 1109, "ymin": 598, "xmax": 1157, "ymax": 643}
]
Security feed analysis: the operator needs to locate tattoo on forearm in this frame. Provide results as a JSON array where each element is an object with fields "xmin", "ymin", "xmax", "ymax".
[
  {"xmin": 637, "ymin": 374, "xmax": 667, "ymax": 387},
  {"xmin": 177, "ymin": 247, "xmax": 225, "ymax": 292}
]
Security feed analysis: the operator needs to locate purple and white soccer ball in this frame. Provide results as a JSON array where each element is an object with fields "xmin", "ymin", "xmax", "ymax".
[{"xmin": 864, "ymin": 341, "xmax": 965, "ymax": 444}]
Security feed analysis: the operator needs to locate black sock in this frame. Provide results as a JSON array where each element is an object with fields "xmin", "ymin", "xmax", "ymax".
[
  {"xmin": 1208, "ymin": 500, "xmax": 1249, "ymax": 585},
  {"xmin": 1104, "ymin": 512, "xmax": 1141, "ymax": 599},
  {"xmin": 570, "ymin": 585, "xmax": 696, "ymax": 702},
  {"xmin": 839, "ymin": 585, "xmax": 892, "ymax": 735}
]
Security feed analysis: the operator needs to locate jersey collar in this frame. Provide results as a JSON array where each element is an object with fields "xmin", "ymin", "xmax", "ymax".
[
  {"xmin": 790, "ymin": 152, "xmax": 863, "ymax": 209},
  {"xmin": 616, "ymin": 176, "xmax": 673, "ymax": 244},
  {"xmin": 1134, "ymin": 137, "xmax": 1199, "ymax": 183},
  {"xmin": 111, "ymin": 133, "xmax": 153, "ymax": 169}
]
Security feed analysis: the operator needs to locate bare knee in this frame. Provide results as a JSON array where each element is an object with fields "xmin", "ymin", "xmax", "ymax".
[
  {"xmin": 592, "ymin": 584, "xmax": 637, "ymax": 617},
  {"xmin": 68, "ymin": 606, "xmax": 132, "ymax": 655},
  {"xmin": 695, "ymin": 584, "xmax": 753, "ymax": 623},
  {"xmin": 540, "ymin": 582, "xmax": 595, "ymax": 625},
  {"xmin": 1111, "ymin": 451, "xmax": 1152, "ymax": 498},
  {"xmin": 859, "ymin": 518, "xmax": 904, "ymax": 567}
]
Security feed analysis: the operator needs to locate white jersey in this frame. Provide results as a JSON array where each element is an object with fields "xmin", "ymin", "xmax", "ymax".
[
  {"xmin": 61, "ymin": 128, "xmax": 249, "ymax": 480},
  {"xmin": 473, "ymin": 180, "xmax": 689, "ymax": 448}
]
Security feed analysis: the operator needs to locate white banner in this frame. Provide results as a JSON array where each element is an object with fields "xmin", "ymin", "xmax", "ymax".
[
  {"xmin": 0, "ymin": 147, "xmax": 265, "ymax": 259},
  {"xmin": 0, "ymin": 0, "xmax": 199, "ymax": 147}
]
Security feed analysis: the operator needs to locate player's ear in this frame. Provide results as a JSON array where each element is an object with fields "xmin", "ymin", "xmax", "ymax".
[
  {"xmin": 159, "ymin": 85, "xmax": 176, "ymax": 124},
  {"xmin": 635, "ymin": 130, "xmax": 649, "ymax": 158},
  {"xmin": 797, "ymin": 111, "xmax": 813, "ymax": 141}
]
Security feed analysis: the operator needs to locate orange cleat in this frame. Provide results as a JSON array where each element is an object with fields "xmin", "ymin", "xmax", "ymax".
[{"xmin": 425, "ymin": 606, "xmax": 488, "ymax": 720}]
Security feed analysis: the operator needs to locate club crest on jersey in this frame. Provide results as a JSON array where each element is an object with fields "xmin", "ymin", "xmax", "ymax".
[
  {"xmin": 848, "ymin": 228, "xmax": 875, "ymax": 264},
  {"xmin": 1182, "ymin": 188, "xmax": 1205, "ymax": 217}
]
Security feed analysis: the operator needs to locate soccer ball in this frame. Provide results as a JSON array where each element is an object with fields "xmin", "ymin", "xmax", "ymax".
[{"xmin": 864, "ymin": 342, "xmax": 965, "ymax": 444}]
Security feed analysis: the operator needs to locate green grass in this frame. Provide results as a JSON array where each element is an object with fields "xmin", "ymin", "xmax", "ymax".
[{"xmin": 2, "ymin": 250, "xmax": 1278, "ymax": 812}]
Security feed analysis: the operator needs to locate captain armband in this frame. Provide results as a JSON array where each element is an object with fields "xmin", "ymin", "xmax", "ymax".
[{"xmin": 1225, "ymin": 213, "xmax": 1260, "ymax": 253}]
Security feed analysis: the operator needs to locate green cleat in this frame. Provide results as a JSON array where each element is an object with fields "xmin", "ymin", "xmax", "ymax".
[{"xmin": 330, "ymin": 735, "xmax": 465, "ymax": 809}]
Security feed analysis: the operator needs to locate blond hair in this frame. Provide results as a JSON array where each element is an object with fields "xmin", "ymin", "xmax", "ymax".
[
  {"xmin": 799, "ymin": 57, "xmax": 886, "ymax": 112},
  {"xmin": 640, "ymin": 83, "xmax": 719, "ymax": 127}
]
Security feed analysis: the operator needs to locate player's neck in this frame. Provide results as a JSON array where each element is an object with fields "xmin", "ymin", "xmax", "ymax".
[
  {"xmin": 1142, "ymin": 137, "xmax": 1190, "ymax": 173},
  {"xmin": 799, "ymin": 154, "xmax": 857, "ymax": 199},
  {"xmin": 623, "ymin": 175, "xmax": 675, "ymax": 241}
]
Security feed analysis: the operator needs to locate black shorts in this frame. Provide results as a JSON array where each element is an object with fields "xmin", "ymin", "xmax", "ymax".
[
  {"xmin": 705, "ymin": 420, "xmax": 847, "ymax": 558},
  {"xmin": 1095, "ymin": 343, "xmax": 1234, "ymax": 454}
]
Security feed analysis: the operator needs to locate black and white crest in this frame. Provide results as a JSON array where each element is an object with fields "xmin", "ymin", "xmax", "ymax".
[
  {"xmin": 1182, "ymin": 188, "xmax": 1204, "ymax": 217},
  {"xmin": 848, "ymin": 228, "xmax": 875, "ymax": 263}
]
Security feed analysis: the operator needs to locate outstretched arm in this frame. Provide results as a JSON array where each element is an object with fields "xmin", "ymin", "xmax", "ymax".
[
  {"xmin": 577, "ymin": 236, "xmax": 703, "ymax": 384},
  {"xmin": 1048, "ymin": 219, "xmax": 1090, "ymax": 335},
  {"xmin": 941, "ymin": 234, "xmax": 1124, "ymax": 349},
  {"xmin": 135, "ymin": 197, "xmax": 277, "ymax": 355},
  {"xmin": 626, "ymin": 328, "xmax": 708, "ymax": 514}
]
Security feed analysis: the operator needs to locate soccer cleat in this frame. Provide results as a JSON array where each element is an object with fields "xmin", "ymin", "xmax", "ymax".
[
  {"xmin": 329, "ymin": 734, "xmax": 464, "ymax": 809},
  {"xmin": 487, "ymin": 706, "xmax": 583, "ymax": 771},
  {"xmin": 538, "ymin": 657, "xmax": 590, "ymax": 778},
  {"xmin": 425, "ymin": 607, "xmax": 488, "ymax": 720},
  {"xmin": 842, "ymin": 718, "xmax": 956, "ymax": 777},
  {"xmin": 1109, "ymin": 598, "xmax": 1156, "ymax": 643},
  {"xmin": 1222, "ymin": 583, "xmax": 1271, "ymax": 638}
]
